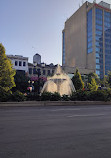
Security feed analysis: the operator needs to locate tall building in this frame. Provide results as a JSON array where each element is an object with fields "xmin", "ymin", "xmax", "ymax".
[{"xmin": 62, "ymin": 1, "xmax": 111, "ymax": 78}]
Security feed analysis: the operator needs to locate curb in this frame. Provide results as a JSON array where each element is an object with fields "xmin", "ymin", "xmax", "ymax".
[{"xmin": 0, "ymin": 101, "xmax": 111, "ymax": 107}]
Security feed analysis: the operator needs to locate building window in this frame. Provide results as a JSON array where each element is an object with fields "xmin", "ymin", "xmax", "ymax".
[
  {"xmin": 96, "ymin": 70, "xmax": 100, "ymax": 75},
  {"xmin": 87, "ymin": 9, "xmax": 93, "ymax": 54},
  {"xmin": 48, "ymin": 70, "xmax": 50, "ymax": 75},
  {"xmin": 43, "ymin": 70, "xmax": 46, "ymax": 75},
  {"xmin": 52, "ymin": 70, "xmax": 54, "ymax": 74},
  {"xmin": 62, "ymin": 31, "xmax": 65, "ymax": 65},
  {"xmin": 29, "ymin": 68, "xmax": 32, "ymax": 74},
  {"xmin": 104, "ymin": 11, "xmax": 111, "ymax": 76},
  {"xmin": 33, "ymin": 68, "xmax": 37, "ymax": 74},
  {"xmin": 37, "ymin": 69, "xmax": 41, "ymax": 76},
  {"xmin": 95, "ymin": 8, "xmax": 103, "ymax": 78},
  {"xmin": 23, "ymin": 62, "xmax": 26, "ymax": 66},
  {"xmin": 19, "ymin": 61, "xmax": 22, "ymax": 66},
  {"xmin": 96, "ymin": 65, "xmax": 100, "ymax": 69},
  {"xmin": 15, "ymin": 61, "xmax": 18, "ymax": 66}
]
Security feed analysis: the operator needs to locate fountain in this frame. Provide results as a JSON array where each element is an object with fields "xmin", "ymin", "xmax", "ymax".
[{"xmin": 41, "ymin": 65, "xmax": 76, "ymax": 96}]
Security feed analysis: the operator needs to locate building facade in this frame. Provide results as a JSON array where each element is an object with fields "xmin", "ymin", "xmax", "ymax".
[
  {"xmin": 7, "ymin": 55, "xmax": 28, "ymax": 73},
  {"xmin": 62, "ymin": 1, "xmax": 111, "ymax": 78},
  {"xmin": 7, "ymin": 53, "xmax": 57, "ymax": 80},
  {"xmin": 28, "ymin": 63, "xmax": 57, "ymax": 80}
]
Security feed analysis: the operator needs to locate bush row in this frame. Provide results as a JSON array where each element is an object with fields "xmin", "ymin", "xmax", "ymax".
[
  {"xmin": 1, "ymin": 90, "xmax": 111, "ymax": 102},
  {"xmin": 26, "ymin": 90, "xmax": 111, "ymax": 102},
  {"xmin": 0, "ymin": 90, "xmax": 25, "ymax": 102}
]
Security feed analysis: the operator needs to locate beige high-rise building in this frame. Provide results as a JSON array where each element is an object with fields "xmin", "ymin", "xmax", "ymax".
[{"xmin": 62, "ymin": 1, "xmax": 111, "ymax": 78}]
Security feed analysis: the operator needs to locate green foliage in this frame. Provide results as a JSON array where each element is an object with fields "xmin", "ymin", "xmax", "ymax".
[
  {"xmin": 88, "ymin": 72, "xmax": 99, "ymax": 84},
  {"xmin": 89, "ymin": 90, "xmax": 108, "ymax": 101},
  {"xmin": 0, "ymin": 88, "xmax": 25, "ymax": 102},
  {"xmin": 41, "ymin": 92, "xmax": 52, "ymax": 101},
  {"xmin": 62, "ymin": 95, "xmax": 70, "ymax": 101},
  {"xmin": 88, "ymin": 78, "xmax": 98, "ymax": 91},
  {"xmin": 100, "ymin": 75, "xmax": 108, "ymax": 87},
  {"xmin": 50, "ymin": 92, "xmax": 61, "ymax": 101},
  {"xmin": 106, "ymin": 71, "xmax": 111, "ymax": 87},
  {"xmin": 0, "ymin": 87, "xmax": 12, "ymax": 102},
  {"xmin": 12, "ymin": 70, "xmax": 29, "ymax": 93},
  {"xmin": 0, "ymin": 43, "xmax": 15, "ymax": 92},
  {"xmin": 12, "ymin": 91, "xmax": 25, "ymax": 102},
  {"xmin": 41, "ymin": 92, "xmax": 61, "ymax": 101},
  {"xmin": 70, "ymin": 90, "xmax": 111, "ymax": 101},
  {"xmin": 70, "ymin": 90, "xmax": 89, "ymax": 101},
  {"xmin": 26, "ymin": 92, "xmax": 41, "ymax": 101},
  {"xmin": 72, "ymin": 69, "xmax": 84, "ymax": 90}
]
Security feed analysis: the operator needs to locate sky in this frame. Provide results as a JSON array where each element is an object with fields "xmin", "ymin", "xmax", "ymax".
[{"xmin": 0, "ymin": 0, "xmax": 111, "ymax": 65}]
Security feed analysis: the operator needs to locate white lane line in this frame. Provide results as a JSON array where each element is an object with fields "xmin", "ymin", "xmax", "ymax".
[
  {"xmin": 67, "ymin": 114, "xmax": 105, "ymax": 118},
  {"xmin": 50, "ymin": 108, "xmax": 81, "ymax": 112}
]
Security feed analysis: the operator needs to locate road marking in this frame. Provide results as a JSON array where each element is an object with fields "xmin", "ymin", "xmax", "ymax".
[
  {"xmin": 50, "ymin": 108, "xmax": 81, "ymax": 112},
  {"xmin": 67, "ymin": 114, "xmax": 105, "ymax": 118}
]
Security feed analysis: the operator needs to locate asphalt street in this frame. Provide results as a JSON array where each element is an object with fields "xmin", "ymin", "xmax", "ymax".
[{"xmin": 0, "ymin": 105, "xmax": 111, "ymax": 158}]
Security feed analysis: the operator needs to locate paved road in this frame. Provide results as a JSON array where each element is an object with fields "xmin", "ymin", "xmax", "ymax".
[{"xmin": 0, "ymin": 105, "xmax": 111, "ymax": 158}]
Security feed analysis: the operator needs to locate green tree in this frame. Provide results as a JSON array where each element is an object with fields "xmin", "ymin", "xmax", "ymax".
[
  {"xmin": 13, "ymin": 70, "xmax": 30, "ymax": 93},
  {"xmin": 88, "ymin": 72, "xmax": 100, "ymax": 84},
  {"xmin": 100, "ymin": 75, "xmax": 109, "ymax": 87},
  {"xmin": 106, "ymin": 71, "xmax": 111, "ymax": 87},
  {"xmin": 72, "ymin": 69, "xmax": 84, "ymax": 90},
  {"xmin": 0, "ymin": 43, "xmax": 15, "ymax": 92},
  {"xmin": 88, "ymin": 78, "xmax": 98, "ymax": 91}
]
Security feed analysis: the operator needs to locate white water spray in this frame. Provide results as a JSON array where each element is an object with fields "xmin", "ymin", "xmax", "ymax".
[{"xmin": 41, "ymin": 65, "xmax": 76, "ymax": 96}]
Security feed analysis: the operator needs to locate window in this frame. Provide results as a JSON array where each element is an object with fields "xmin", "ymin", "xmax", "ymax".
[
  {"xmin": 29, "ymin": 68, "xmax": 32, "ymax": 74},
  {"xmin": 33, "ymin": 68, "xmax": 37, "ymax": 74},
  {"xmin": 88, "ymin": 48, "xmax": 93, "ymax": 53},
  {"xmin": 19, "ymin": 61, "xmax": 22, "ymax": 66},
  {"xmin": 48, "ymin": 70, "xmax": 50, "ymax": 75},
  {"xmin": 23, "ymin": 62, "xmax": 26, "ymax": 66},
  {"xmin": 52, "ymin": 70, "xmax": 54, "ymax": 74},
  {"xmin": 87, "ymin": 9, "xmax": 93, "ymax": 54},
  {"xmin": 96, "ymin": 65, "xmax": 100, "ymax": 69},
  {"xmin": 96, "ymin": 25, "xmax": 103, "ymax": 31},
  {"xmin": 15, "ymin": 61, "xmax": 18, "ymax": 66},
  {"xmin": 96, "ymin": 59, "xmax": 99, "ymax": 64},
  {"xmin": 43, "ymin": 70, "xmax": 46, "ymax": 75},
  {"xmin": 62, "ymin": 31, "xmax": 65, "ymax": 65},
  {"xmin": 37, "ymin": 69, "xmax": 41, "ymax": 75},
  {"xmin": 96, "ymin": 70, "xmax": 100, "ymax": 75}
]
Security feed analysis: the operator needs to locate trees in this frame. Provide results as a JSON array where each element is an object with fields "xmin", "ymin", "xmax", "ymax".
[
  {"xmin": 72, "ymin": 69, "xmax": 84, "ymax": 90},
  {"xmin": 88, "ymin": 72, "xmax": 100, "ymax": 84},
  {"xmin": 88, "ymin": 78, "xmax": 98, "ymax": 91},
  {"xmin": 0, "ymin": 43, "xmax": 15, "ymax": 92},
  {"xmin": 13, "ymin": 70, "xmax": 29, "ymax": 92},
  {"xmin": 106, "ymin": 71, "xmax": 111, "ymax": 87}
]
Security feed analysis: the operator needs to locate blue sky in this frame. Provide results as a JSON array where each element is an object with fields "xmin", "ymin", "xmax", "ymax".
[{"xmin": 0, "ymin": 0, "xmax": 111, "ymax": 64}]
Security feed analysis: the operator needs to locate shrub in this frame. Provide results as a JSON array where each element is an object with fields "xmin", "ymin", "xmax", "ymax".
[
  {"xmin": 26, "ymin": 92, "xmax": 41, "ymax": 101},
  {"xmin": 50, "ymin": 92, "xmax": 61, "ymax": 101},
  {"xmin": 88, "ymin": 90, "xmax": 108, "ymax": 101},
  {"xmin": 0, "ymin": 87, "xmax": 12, "ymax": 102},
  {"xmin": 70, "ymin": 90, "xmax": 89, "ymax": 101},
  {"xmin": 12, "ymin": 91, "xmax": 25, "ymax": 102},
  {"xmin": 72, "ymin": 69, "xmax": 84, "ymax": 91},
  {"xmin": 62, "ymin": 95, "xmax": 70, "ymax": 101},
  {"xmin": 41, "ymin": 92, "xmax": 61, "ymax": 101},
  {"xmin": 41, "ymin": 92, "xmax": 52, "ymax": 101}
]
